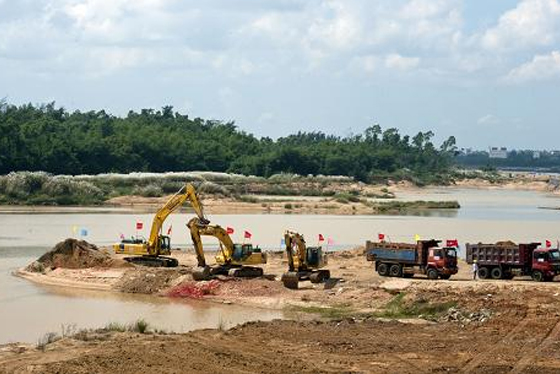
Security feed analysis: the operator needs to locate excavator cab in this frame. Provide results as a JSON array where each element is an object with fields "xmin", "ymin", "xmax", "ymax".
[
  {"xmin": 232, "ymin": 244, "xmax": 262, "ymax": 261},
  {"xmin": 306, "ymin": 246, "xmax": 324, "ymax": 267},
  {"xmin": 159, "ymin": 235, "xmax": 171, "ymax": 251}
]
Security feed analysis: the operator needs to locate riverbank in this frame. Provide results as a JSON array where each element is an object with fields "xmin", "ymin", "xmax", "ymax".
[{"xmin": 3, "ymin": 169, "xmax": 557, "ymax": 211}]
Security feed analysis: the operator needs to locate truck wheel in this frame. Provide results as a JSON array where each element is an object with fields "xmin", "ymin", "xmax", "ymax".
[
  {"xmin": 532, "ymin": 271, "xmax": 544, "ymax": 282},
  {"xmin": 377, "ymin": 263, "xmax": 389, "ymax": 277},
  {"xmin": 478, "ymin": 267, "xmax": 489, "ymax": 279},
  {"xmin": 491, "ymin": 267, "xmax": 503, "ymax": 280},
  {"xmin": 427, "ymin": 268, "xmax": 438, "ymax": 280},
  {"xmin": 389, "ymin": 264, "xmax": 402, "ymax": 277}
]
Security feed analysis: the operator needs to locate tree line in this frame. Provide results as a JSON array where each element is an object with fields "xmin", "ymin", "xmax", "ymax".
[{"xmin": 0, "ymin": 102, "xmax": 457, "ymax": 183}]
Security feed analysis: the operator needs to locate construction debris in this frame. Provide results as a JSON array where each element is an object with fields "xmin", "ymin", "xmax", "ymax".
[{"xmin": 439, "ymin": 307, "xmax": 492, "ymax": 325}]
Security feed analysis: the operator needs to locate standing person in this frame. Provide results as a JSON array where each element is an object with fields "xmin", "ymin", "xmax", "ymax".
[{"xmin": 472, "ymin": 260, "xmax": 478, "ymax": 280}]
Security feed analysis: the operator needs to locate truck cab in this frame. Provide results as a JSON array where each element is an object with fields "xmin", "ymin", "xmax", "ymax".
[
  {"xmin": 427, "ymin": 246, "xmax": 458, "ymax": 279},
  {"xmin": 532, "ymin": 248, "xmax": 560, "ymax": 281}
]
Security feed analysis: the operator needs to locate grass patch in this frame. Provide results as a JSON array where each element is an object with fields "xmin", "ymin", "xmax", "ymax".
[
  {"xmin": 372, "ymin": 200, "xmax": 460, "ymax": 213},
  {"xmin": 289, "ymin": 304, "xmax": 355, "ymax": 319},
  {"xmin": 103, "ymin": 322, "xmax": 127, "ymax": 332},
  {"xmin": 374, "ymin": 292, "xmax": 456, "ymax": 320}
]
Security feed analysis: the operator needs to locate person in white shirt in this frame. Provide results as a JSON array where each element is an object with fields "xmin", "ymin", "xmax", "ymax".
[{"xmin": 472, "ymin": 260, "xmax": 478, "ymax": 280}]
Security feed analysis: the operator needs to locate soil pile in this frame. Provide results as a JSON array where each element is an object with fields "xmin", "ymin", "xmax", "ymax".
[
  {"xmin": 27, "ymin": 239, "xmax": 113, "ymax": 271},
  {"xmin": 116, "ymin": 268, "xmax": 186, "ymax": 294}
]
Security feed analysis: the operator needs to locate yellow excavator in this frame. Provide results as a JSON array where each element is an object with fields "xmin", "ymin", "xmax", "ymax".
[
  {"xmin": 188, "ymin": 217, "xmax": 267, "ymax": 280},
  {"xmin": 113, "ymin": 183, "xmax": 209, "ymax": 267},
  {"xmin": 281, "ymin": 230, "xmax": 330, "ymax": 289}
]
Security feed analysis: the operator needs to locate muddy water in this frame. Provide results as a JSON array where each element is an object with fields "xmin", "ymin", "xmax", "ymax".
[
  {"xmin": 0, "ymin": 249, "xmax": 284, "ymax": 344},
  {"xmin": 2, "ymin": 188, "xmax": 560, "ymax": 344}
]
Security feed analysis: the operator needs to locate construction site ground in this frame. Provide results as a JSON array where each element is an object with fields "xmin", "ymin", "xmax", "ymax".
[{"xmin": 6, "ymin": 244, "xmax": 560, "ymax": 373}]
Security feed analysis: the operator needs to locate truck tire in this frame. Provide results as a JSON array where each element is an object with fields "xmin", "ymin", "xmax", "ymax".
[
  {"xmin": 427, "ymin": 268, "xmax": 438, "ymax": 280},
  {"xmin": 491, "ymin": 267, "xmax": 503, "ymax": 280},
  {"xmin": 532, "ymin": 270, "xmax": 544, "ymax": 282},
  {"xmin": 478, "ymin": 267, "xmax": 489, "ymax": 279},
  {"xmin": 377, "ymin": 263, "xmax": 389, "ymax": 277},
  {"xmin": 389, "ymin": 264, "xmax": 402, "ymax": 277}
]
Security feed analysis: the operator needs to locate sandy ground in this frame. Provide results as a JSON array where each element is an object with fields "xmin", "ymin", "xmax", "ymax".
[{"xmin": 6, "ymin": 249, "xmax": 560, "ymax": 373}]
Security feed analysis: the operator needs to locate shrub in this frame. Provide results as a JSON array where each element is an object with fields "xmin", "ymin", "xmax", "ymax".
[
  {"xmin": 131, "ymin": 319, "xmax": 149, "ymax": 334},
  {"xmin": 37, "ymin": 332, "xmax": 60, "ymax": 351},
  {"xmin": 132, "ymin": 184, "xmax": 163, "ymax": 197}
]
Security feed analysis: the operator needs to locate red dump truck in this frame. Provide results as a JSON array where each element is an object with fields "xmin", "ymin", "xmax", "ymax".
[
  {"xmin": 365, "ymin": 239, "xmax": 459, "ymax": 280},
  {"xmin": 466, "ymin": 242, "xmax": 560, "ymax": 281}
]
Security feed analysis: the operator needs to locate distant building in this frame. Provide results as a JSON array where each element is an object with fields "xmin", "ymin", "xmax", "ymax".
[
  {"xmin": 533, "ymin": 151, "xmax": 541, "ymax": 159},
  {"xmin": 489, "ymin": 147, "xmax": 508, "ymax": 159}
]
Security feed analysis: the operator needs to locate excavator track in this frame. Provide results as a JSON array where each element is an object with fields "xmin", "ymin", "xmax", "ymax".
[
  {"xmin": 281, "ymin": 271, "xmax": 300, "ymax": 289},
  {"xmin": 192, "ymin": 266, "xmax": 212, "ymax": 281},
  {"xmin": 309, "ymin": 270, "xmax": 331, "ymax": 283},
  {"xmin": 124, "ymin": 256, "xmax": 178, "ymax": 268},
  {"xmin": 227, "ymin": 266, "xmax": 264, "ymax": 278}
]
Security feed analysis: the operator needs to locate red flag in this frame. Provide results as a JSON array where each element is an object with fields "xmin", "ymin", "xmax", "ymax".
[
  {"xmin": 378, "ymin": 233, "xmax": 385, "ymax": 241},
  {"xmin": 167, "ymin": 225, "xmax": 172, "ymax": 235},
  {"xmin": 446, "ymin": 239, "xmax": 459, "ymax": 247},
  {"xmin": 226, "ymin": 227, "xmax": 234, "ymax": 235},
  {"xmin": 136, "ymin": 221, "xmax": 143, "ymax": 230},
  {"xmin": 244, "ymin": 230, "xmax": 252, "ymax": 239},
  {"xmin": 318, "ymin": 234, "xmax": 325, "ymax": 242},
  {"xmin": 546, "ymin": 240, "xmax": 552, "ymax": 248}
]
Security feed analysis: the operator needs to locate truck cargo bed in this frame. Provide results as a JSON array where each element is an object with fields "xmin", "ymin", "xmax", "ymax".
[{"xmin": 466, "ymin": 243, "xmax": 539, "ymax": 266}]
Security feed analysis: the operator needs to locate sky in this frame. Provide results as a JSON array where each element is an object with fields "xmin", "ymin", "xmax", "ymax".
[{"xmin": 1, "ymin": 0, "xmax": 559, "ymax": 149}]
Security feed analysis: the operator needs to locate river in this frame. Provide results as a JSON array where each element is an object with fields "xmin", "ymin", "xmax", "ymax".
[{"xmin": 1, "ymin": 187, "xmax": 560, "ymax": 344}]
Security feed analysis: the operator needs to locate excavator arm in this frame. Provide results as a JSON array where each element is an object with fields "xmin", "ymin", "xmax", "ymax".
[
  {"xmin": 188, "ymin": 217, "xmax": 235, "ymax": 265},
  {"xmin": 147, "ymin": 183, "xmax": 208, "ymax": 255},
  {"xmin": 284, "ymin": 231, "xmax": 307, "ymax": 271}
]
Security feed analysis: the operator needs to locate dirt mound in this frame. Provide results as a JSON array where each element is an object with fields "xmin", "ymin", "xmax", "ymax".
[
  {"xmin": 116, "ymin": 268, "xmax": 186, "ymax": 294},
  {"xmin": 27, "ymin": 239, "xmax": 114, "ymax": 271},
  {"xmin": 328, "ymin": 246, "xmax": 365, "ymax": 258}
]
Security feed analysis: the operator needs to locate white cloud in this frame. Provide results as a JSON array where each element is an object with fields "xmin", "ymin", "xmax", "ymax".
[
  {"xmin": 481, "ymin": 0, "xmax": 560, "ymax": 51},
  {"xmin": 385, "ymin": 54, "xmax": 420, "ymax": 70},
  {"xmin": 477, "ymin": 114, "xmax": 501, "ymax": 125},
  {"xmin": 353, "ymin": 55, "xmax": 378, "ymax": 73},
  {"xmin": 505, "ymin": 50, "xmax": 560, "ymax": 83},
  {"xmin": 305, "ymin": 1, "xmax": 362, "ymax": 51}
]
